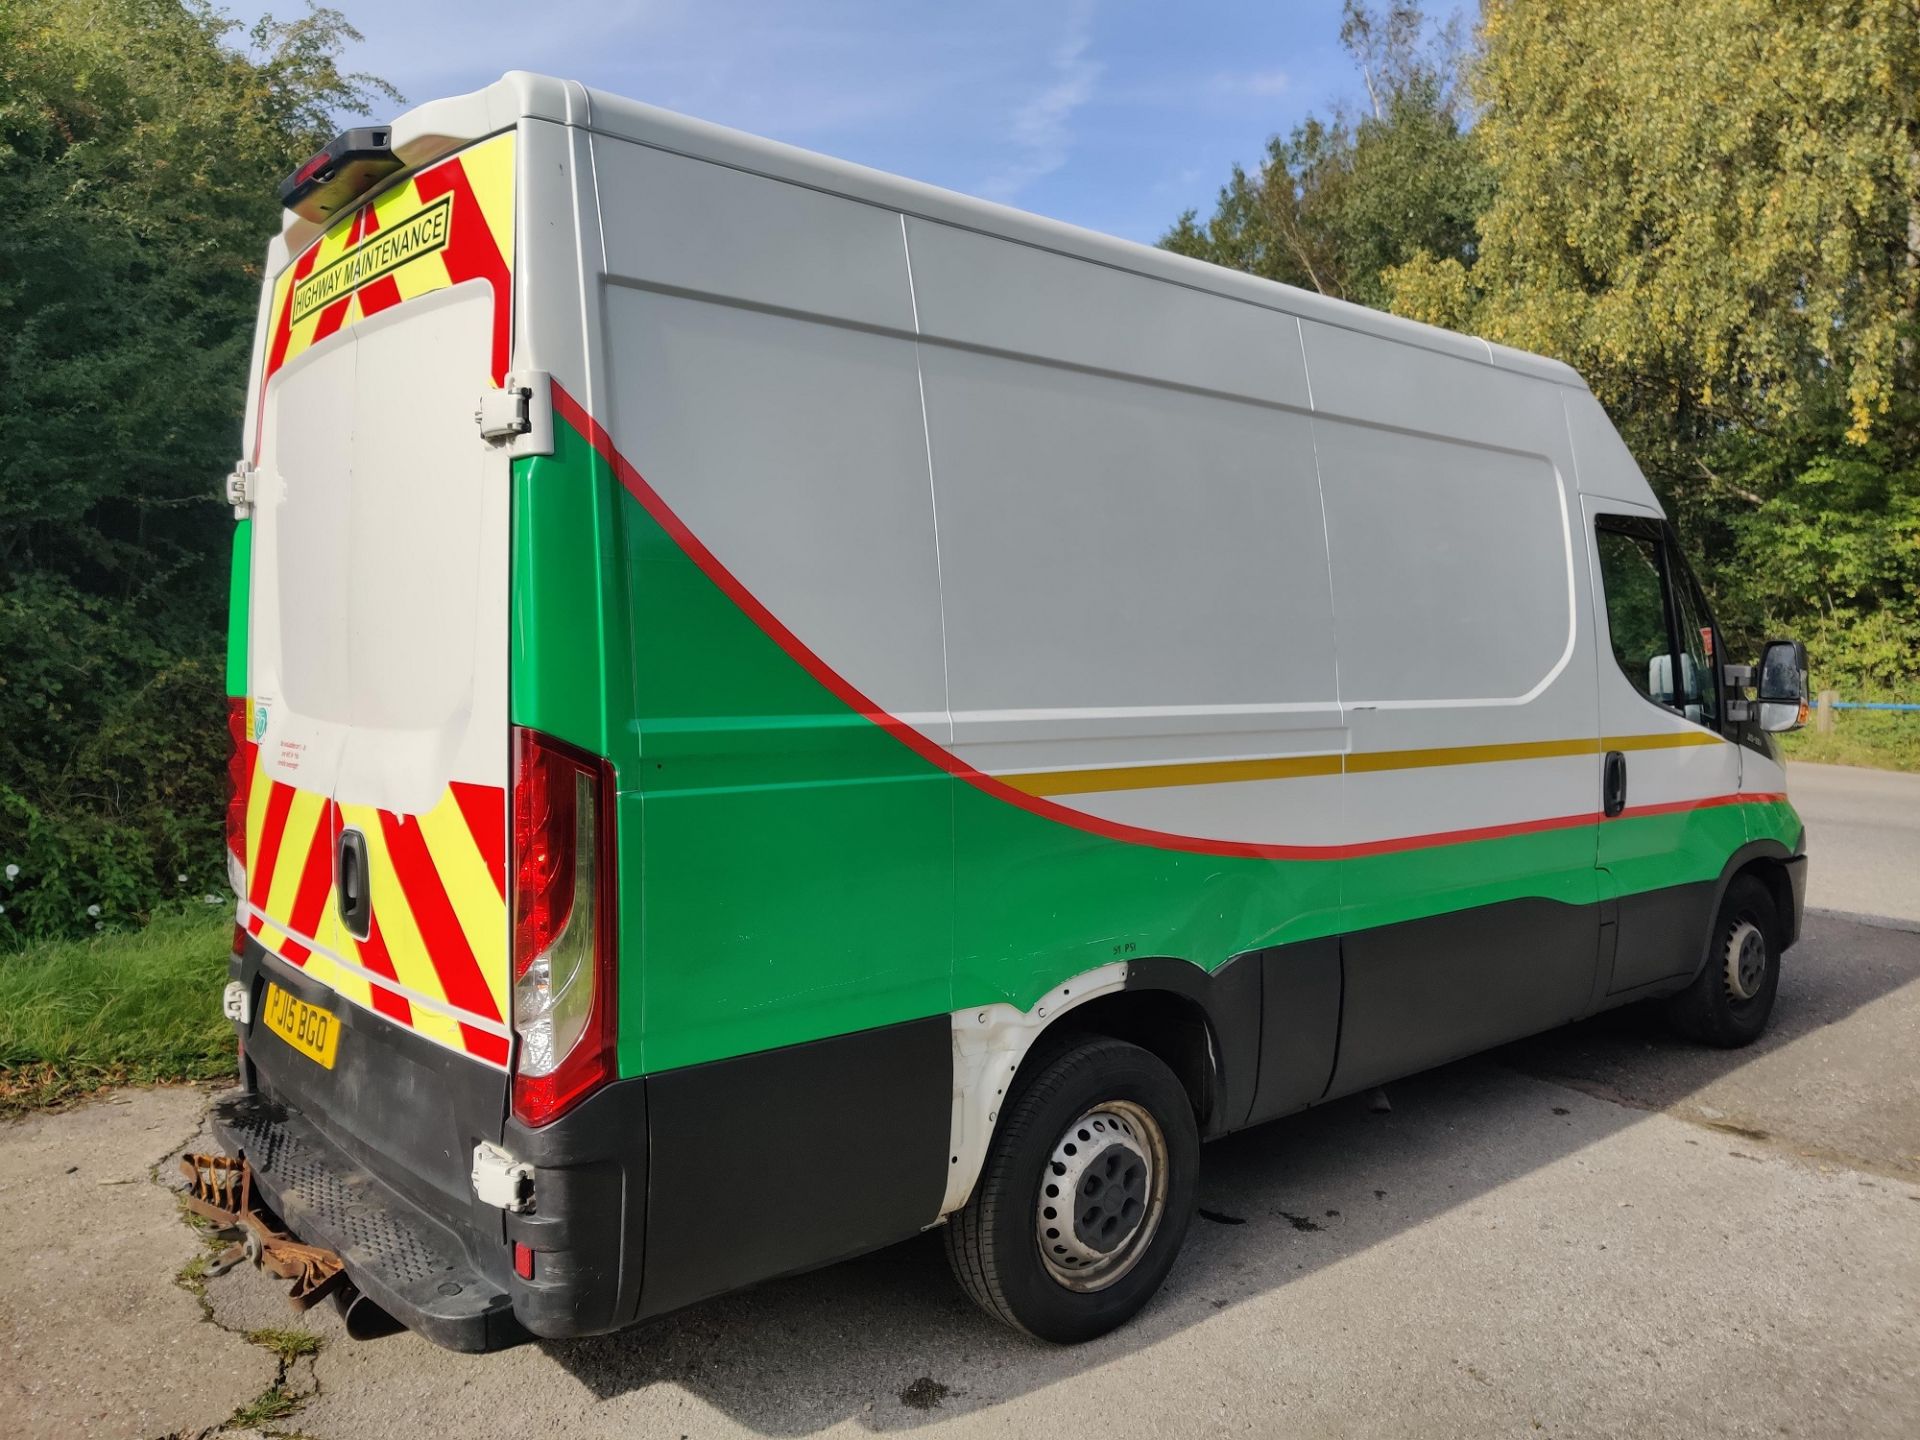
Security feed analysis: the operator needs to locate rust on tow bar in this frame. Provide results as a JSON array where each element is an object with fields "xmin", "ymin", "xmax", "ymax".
[{"xmin": 180, "ymin": 1152, "xmax": 345, "ymax": 1310}]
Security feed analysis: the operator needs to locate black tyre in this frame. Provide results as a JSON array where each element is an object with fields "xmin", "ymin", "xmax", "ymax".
[
  {"xmin": 1666, "ymin": 874, "xmax": 1781, "ymax": 1048},
  {"xmin": 944, "ymin": 1036, "xmax": 1198, "ymax": 1343}
]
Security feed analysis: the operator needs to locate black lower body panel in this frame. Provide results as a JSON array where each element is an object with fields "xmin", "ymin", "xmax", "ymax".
[
  {"xmin": 210, "ymin": 1091, "xmax": 523, "ymax": 1352},
  {"xmin": 1606, "ymin": 879, "xmax": 1717, "ymax": 994},
  {"xmin": 1781, "ymin": 853, "xmax": 1808, "ymax": 948},
  {"xmin": 210, "ymin": 872, "xmax": 1760, "ymax": 1349},
  {"xmin": 637, "ymin": 1015, "xmax": 952, "ymax": 1320},
  {"xmin": 221, "ymin": 930, "xmax": 949, "ymax": 1345},
  {"xmin": 1245, "ymin": 937, "xmax": 1342, "ymax": 1125},
  {"xmin": 1327, "ymin": 897, "xmax": 1600, "ymax": 1099}
]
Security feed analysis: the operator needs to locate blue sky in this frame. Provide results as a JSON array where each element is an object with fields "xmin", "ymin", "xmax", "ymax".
[{"xmin": 232, "ymin": 1, "xmax": 1463, "ymax": 245}]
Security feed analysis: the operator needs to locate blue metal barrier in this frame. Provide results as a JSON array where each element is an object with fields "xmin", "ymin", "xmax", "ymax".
[{"xmin": 1832, "ymin": 702, "xmax": 1920, "ymax": 713}]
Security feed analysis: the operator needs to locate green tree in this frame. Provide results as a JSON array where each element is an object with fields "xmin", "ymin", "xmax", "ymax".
[
  {"xmin": 1162, "ymin": 1, "xmax": 1491, "ymax": 310},
  {"xmin": 1387, "ymin": 0, "xmax": 1920, "ymax": 689},
  {"xmin": 0, "ymin": 1, "xmax": 396, "ymax": 942}
]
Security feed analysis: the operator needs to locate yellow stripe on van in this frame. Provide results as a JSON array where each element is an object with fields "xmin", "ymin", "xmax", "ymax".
[
  {"xmin": 245, "ymin": 753, "xmax": 273, "ymax": 876},
  {"xmin": 416, "ymin": 790, "xmax": 510, "ymax": 1023},
  {"xmin": 263, "ymin": 788, "xmax": 325, "ymax": 927},
  {"xmin": 341, "ymin": 803, "xmax": 467, "ymax": 1053},
  {"xmin": 1602, "ymin": 731, "xmax": 1725, "ymax": 753},
  {"xmin": 460, "ymin": 132, "xmax": 516, "ymax": 272},
  {"xmin": 306, "ymin": 938, "xmax": 374, "ymax": 1014},
  {"xmin": 1344, "ymin": 736, "xmax": 1600, "ymax": 773},
  {"xmin": 1001, "ymin": 730, "xmax": 1725, "ymax": 798},
  {"xmin": 1004, "ymin": 752, "xmax": 1343, "ymax": 798}
]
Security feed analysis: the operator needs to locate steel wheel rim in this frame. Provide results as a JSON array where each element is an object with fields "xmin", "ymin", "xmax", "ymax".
[
  {"xmin": 1723, "ymin": 918, "xmax": 1768, "ymax": 1001},
  {"xmin": 1034, "ymin": 1099, "xmax": 1169, "ymax": 1292}
]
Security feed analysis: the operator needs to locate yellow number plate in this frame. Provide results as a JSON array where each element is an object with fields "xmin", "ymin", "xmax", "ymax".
[{"xmin": 261, "ymin": 984, "xmax": 340, "ymax": 1070}]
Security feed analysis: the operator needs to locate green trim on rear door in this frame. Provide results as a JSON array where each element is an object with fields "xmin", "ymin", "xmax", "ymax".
[{"xmin": 226, "ymin": 519, "xmax": 252, "ymax": 697}]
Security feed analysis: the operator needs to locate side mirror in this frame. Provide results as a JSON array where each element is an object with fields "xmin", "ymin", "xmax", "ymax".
[{"xmin": 1756, "ymin": 639, "xmax": 1809, "ymax": 733}]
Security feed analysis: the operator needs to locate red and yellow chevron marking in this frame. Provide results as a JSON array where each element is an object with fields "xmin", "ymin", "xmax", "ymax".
[
  {"xmin": 259, "ymin": 130, "xmax": 515, "ymax": 407},
  {"xmin": 243, "ymin": 757, "xmax": 511, "ymax": 1067}
]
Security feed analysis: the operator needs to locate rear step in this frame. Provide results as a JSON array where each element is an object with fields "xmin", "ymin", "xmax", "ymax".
[{"xmin": 209, "ymin": 1092, "xmax": 524, "ymax": 1352}]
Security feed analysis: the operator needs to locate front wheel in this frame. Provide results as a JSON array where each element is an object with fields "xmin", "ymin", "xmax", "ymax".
[
  {"xmin": 944, "ymin": 1037, "xmax": 1198, "ymax": 1343},
  {"xmin": 1666, "ymin": 874, "xmax": 1781, "ymax": 1048}
]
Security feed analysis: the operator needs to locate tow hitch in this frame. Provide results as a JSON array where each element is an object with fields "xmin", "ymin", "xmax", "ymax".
[{"xmin": 179, "ymin": 1153, "xmax": 346, "ymax": 1311}]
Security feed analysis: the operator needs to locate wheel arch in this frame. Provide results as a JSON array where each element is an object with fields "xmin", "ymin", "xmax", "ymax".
[
  {"xmin": 1038, "ymin": 987, "xmax": 1220, "ymax": 1129},
  {"xmin": 1694, "ymin": 839, "xmax": 1801, "ymax": 981},
  {"xmin": 940, "ymin": 954, "xmax": 1260, "ymax": 1218}
]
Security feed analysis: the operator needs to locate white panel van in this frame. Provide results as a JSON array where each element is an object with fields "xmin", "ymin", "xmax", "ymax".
[{"xmin": 204, "ymin": 74, "xmax": 1811, "ymax": 1350}]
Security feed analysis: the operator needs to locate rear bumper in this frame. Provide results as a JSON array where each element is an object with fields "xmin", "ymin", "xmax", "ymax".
[
  {"xmin": 210, "ymin": 1090, "xmax": 524, "ymax": 1351},
  {"xmin": 225, "ymin": 937, "xmax": 647, "ymax": 1350},
  {"xmin": 221, "ymin": 938, "xmax": 947, "ymax": 1350}
]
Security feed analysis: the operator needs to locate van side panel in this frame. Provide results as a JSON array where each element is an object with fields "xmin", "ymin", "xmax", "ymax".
[
  {"xmin": 565, "ymin": 129, "xmax": 1789, "ymax": 1089},
  {"xmin": 590, "ymin": 139, "xmax": 955, "ymax": 1079},
  {"xmin": 1296, "ymin": 325, "xmax": 1604, "ymax": 1086},
  {"xmin": 907, "ymin": 218, "xmax": 1348, "ymax": 1003}
]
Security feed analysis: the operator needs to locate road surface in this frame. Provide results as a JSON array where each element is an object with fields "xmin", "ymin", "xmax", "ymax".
[{"xmin": 1787, "ymin": 759, "xmax": 1920, "ymax": 926}]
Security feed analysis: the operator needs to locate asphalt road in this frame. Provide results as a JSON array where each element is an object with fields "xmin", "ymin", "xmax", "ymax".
[
  {"xmin": 5, "ymin": 762, "xmax": 1917, "ymax": 1440},
  {"xmin": 1786, "ymin": 759, "xmax": 1920, "ymax": 926}
]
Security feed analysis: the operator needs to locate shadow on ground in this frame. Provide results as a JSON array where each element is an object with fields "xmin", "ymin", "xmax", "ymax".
[{"xmin": 515, "ymin": 911, "xmax": 1920, "ymax": 1433}]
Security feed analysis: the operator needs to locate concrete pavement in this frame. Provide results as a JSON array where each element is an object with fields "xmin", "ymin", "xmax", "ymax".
[
  {"xmin": 0, "ymin": 1089, "xmax": 278, "ymax": 1440},
  {"xmin": 4, "ymin": 761, "xmax": 1918, "ymax": 1438}
]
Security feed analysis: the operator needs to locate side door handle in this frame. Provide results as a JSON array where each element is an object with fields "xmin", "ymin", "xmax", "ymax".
[
  {"xmin": 337, "ymin": 827, "xmax": 372, "ymax": 939},
  {"xmin": 1602, "ymin": 750, "xmax": 1627, "ymax": 818}
]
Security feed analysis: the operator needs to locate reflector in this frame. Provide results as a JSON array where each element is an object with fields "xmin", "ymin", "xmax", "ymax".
[{"xmin": 226, "ymin": 695, "xmax": 252, "ymax": 894}]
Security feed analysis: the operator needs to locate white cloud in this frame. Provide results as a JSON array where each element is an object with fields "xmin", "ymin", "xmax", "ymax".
[
  {"xmin": 979, "ymin": 0, "xmax": 1102, "ymax": 202},
  {"xmin": 1218, "ymin": 67, "xmax": 1290, "ymax": 97}
]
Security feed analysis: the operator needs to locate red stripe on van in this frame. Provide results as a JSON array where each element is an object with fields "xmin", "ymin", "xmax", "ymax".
[
  {"xmin": 254, "ymin": 246, "xmax": 324, "ymax": 463},
  {"xmin": 412, "ymin": 158, "xmax": 511, "ymax": 384},
  {"xmin": 550, "ymin": 382, "xmax": 1781, "ymax": 864},
  {"xmin": 307, "ymin": 207, "xmax": 371, "ymax": 345},
  {"xmin": 350, "ymin": 205, "xmax": 406, "ymax": 319},
  {"xmin": 246, "ymin": 780, "xmax": 296, "ymax": 929},
  {"xmin": 460, "ymin": 1025, "xmax": 510, "ymax": 1066},
  {"xmin": 378, "ymin": 810, "xmax": 503, "ymax": 1023},
  {"xmin": 449, "ymin": 781, "xmax": 507, "ymax": 899},
  {"xmin": 354, "ymin": 912, "xmax": 415, "ymax": 1026},
  {"xmin": 275, "ymin": 803, "xmax": 338, "ymax": 966}
]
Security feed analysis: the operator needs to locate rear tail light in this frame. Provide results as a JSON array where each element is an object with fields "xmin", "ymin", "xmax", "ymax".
[
  {"xmin": 226, "ymin": 697, "xmax": 254, "ymax": 897},
  {"xmin": 510, "ymin": 729, "xmax": 617, "ymax": 1126}
]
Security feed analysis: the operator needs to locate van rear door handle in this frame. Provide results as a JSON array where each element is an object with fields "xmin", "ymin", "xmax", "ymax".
[
  {"xmin": 337, "ymin": 827, "xmax": 371, "ymax": 939},
  {"xmin": 1602, "ymin": 750, "xmax": 1627, "ymax": 818}
]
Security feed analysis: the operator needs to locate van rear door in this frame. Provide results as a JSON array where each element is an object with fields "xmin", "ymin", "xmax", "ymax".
[{"xmin": 241, "ymin": 134, "xmax": 517, "ymax": 1150}]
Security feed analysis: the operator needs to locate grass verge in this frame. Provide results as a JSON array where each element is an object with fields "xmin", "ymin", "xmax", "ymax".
[
  {"xmin": 0, "ymin": 910, "xmax": 234, "ymax": 1115},
  {"xmin": 1780, "ymin": 709, "xmax": 1920, "ymax": 774}
]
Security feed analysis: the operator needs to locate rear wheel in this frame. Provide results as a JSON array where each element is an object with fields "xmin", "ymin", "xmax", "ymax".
[
  {"xmin": 1666, "ymin": 874, "xmax": 1780, "ymax": 1048},
  {"xmin": 944, "ymin": 1037, "xmax": 1198, "ymax": 1343}
]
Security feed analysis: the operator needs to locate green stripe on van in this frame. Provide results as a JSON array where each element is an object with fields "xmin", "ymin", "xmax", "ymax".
[
  {"xmin": 226, "ymin": 518, "xmax": 252, "ymax": 698},
  {"xmin": 518, "ymin": 413, "xmax": 1799, "ymax": 1078}
]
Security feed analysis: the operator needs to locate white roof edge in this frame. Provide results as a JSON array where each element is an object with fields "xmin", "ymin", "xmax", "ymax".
[
  {"xmin": 556, "ymin": 76, "xmax": 1591, "ymax": 392},
  {"xmin": 275, "ymin": 69, "xmax": 1593, "ymax": 395}
]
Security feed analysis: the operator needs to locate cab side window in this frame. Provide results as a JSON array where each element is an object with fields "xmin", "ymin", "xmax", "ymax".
[
  {"xmin": 1596, "ymin": 516, "xmax": 1724, "ymax": 733},
  {"xmin": 1596, "ymin": 524, "xmax": 1676, "ymax": 709},
  {"xmin": 1668, "ymin": 561, "xmax": 1720, "ymax": 728}
]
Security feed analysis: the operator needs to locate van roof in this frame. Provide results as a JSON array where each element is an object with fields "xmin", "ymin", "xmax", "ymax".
[{"xmin": 285, "ymin": 69, "xmax": 1587, "ymax": 394}]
